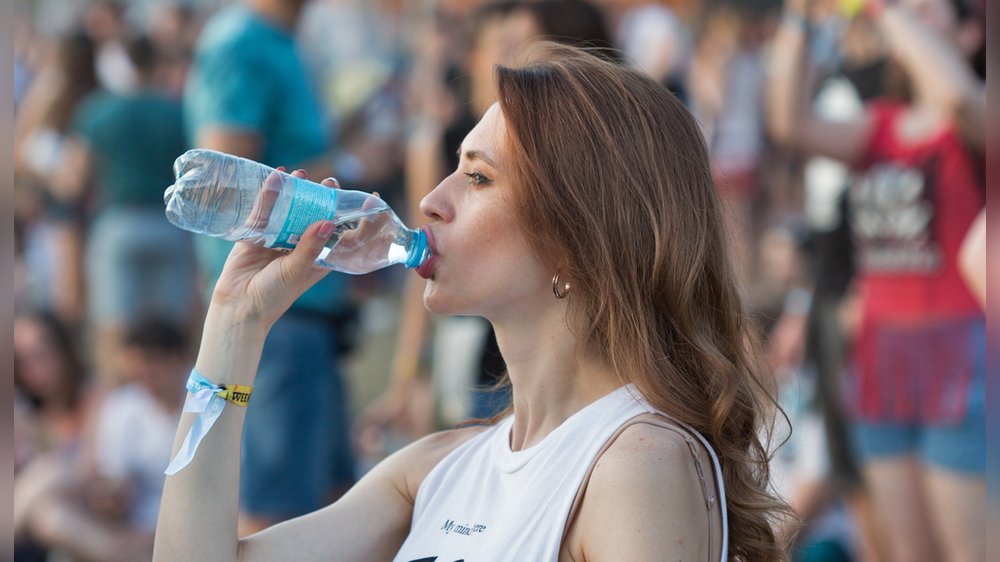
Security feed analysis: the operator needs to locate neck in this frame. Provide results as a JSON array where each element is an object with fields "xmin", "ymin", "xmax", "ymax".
[
  {"xmin": 246, "ymin": 0, "xmax": 304, "ymax": 30},
  {"xmin": 492, "ymin": 305, "xmax": 621, "ymax": 452}
]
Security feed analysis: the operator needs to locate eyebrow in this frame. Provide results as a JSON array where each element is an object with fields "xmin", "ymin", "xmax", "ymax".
[{"xmin": 458, "ymin": 148, "xmax": 499, "ymax": 169}]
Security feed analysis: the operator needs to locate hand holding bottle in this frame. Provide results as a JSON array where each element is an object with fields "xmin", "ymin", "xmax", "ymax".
[{"xmin": 209, "ymin": 169, "xmax": 341, "ymax": 329}]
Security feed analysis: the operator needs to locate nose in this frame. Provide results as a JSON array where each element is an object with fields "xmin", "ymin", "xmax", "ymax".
[{"xmin": 419, "ymin": 174, "xmax": 455, "ymax": 223}]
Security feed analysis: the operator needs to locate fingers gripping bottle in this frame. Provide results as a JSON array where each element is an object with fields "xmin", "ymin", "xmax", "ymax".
[{"xmin": 164, "ymin": 149, "xmax": 430, "ymax": 275}]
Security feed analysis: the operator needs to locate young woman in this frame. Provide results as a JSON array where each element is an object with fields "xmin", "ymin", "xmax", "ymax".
[
  {"xmin": 155, "ymin": 43, "xmax": 789, "ymax": 561},
  {"xmin": 768, "ymin": 0, "xmax": 985, "ymax": 560}
]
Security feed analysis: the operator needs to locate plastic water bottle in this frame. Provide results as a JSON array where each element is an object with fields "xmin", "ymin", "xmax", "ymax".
[{"xmin": 164, "ymin": 149, "xmax": 430, "ymax": 275}]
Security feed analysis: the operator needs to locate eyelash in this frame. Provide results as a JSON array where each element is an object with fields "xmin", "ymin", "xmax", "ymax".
[{"xmin": 464, "ymin": 171, "xmax": 492, "ymax": 186}]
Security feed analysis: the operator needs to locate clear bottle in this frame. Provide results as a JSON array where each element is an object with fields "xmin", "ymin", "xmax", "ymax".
[{"xmin": 164, "ymin": 149, "xmax": 429, "ymax": 275}]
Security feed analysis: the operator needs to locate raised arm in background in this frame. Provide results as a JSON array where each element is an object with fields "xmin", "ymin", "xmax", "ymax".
[
  {"xmin": 869, "ymin": 0, "xmax": 984, "ymax": 149},
  {"xmin": 355, "ymin": 21, "xmax": 455, "ymax": 443},
  {"xmin": 767, "ymin": 0, "xmax": 984, "ymax": 165},
  {"xmin": 353, "ymin": 118, "xmax": 442, "ymax": 442}
]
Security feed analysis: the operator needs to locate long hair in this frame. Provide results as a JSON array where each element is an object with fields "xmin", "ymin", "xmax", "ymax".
[{"xmin": 494, "ymin": 42, "xmax": 791, "ymax": 561}]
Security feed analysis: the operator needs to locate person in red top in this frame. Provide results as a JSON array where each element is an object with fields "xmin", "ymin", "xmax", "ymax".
[{"xmin": 768, "ymin": 0, "xmax": 985, "ymax": 560}]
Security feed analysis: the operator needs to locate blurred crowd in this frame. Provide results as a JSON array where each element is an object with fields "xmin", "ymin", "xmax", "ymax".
[{"xmin": 12, "ymin": 0, "xmax": 985, "ymax": 561}]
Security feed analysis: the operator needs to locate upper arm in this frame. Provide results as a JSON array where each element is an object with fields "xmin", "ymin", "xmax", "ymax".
[
  {"xmin": 797, "ymin": 112, "xmax": 875, "ymax": 168},
  {"xmin": 189, "ymin": 44, "xmax": 270, "ymax": 159},
  {"xmin": 574, "ymin": 424, "xmax": 715, "ymax": 561},
  {"xmin": 196, "ymin": 129, "xmax": 262, "ymax": 160},
  {"xmin": 238, "ymin": 427, "xmax": 484, "ymax": 562}
]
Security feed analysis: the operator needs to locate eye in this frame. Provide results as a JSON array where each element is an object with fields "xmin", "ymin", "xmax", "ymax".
[{"xmin": 464, "ymin": 171, "xmax": 492, "ymax": 186}]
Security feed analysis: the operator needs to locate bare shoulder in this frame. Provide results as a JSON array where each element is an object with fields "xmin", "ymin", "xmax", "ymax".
[
  {"xmin": 382, "ymin": 425, "xmax": 490, "ymax": 503},
  {"xmin": 570, "ymin": 423, "xmax": 712, "ymax": 561},
  {"xmin": 590, "ymin": 422, "xmax": 707, "ymax": 509}
]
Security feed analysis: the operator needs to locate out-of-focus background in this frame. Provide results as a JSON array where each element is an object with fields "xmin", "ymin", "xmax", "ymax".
[{"xmin": 11, "ymin": 0, "xmax": 987, "ymax": 561}]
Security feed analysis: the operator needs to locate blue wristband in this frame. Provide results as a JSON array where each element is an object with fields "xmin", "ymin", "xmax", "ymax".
[{"xmin": 164, "ymin": 370, "xmax": 251, "ymax": 475}]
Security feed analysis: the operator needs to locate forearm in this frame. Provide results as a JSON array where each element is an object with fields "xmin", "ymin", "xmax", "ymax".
[
  {"xmin": 390, "ymin": 276, "xmax": 429, "ymax": 382},
  {"xmin": 389, "ymin": 121, "xmax": 445, "ymax": 381},
  {"xmin": 766, "ymin": 10, "xmax": 810, "ymax": 147},
  {"xmin": 875, "ymin": 2, "xmax": 982, "ymax": 114},
  {"xmin": 405, "ymin": 115, "xmax": 446, "ymax": 215},
  {"xmin": 153, "ymin": 306, "xmax": 268, "ymax": 562}
]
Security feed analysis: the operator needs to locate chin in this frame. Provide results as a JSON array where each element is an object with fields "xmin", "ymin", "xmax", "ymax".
[
  {"xmin": 422, "ymin": 282, "xmax": 475, "ymax": 317},
  {"xmin": 421, "ymin": 282, "xmax": 451, "ymax": 315}
]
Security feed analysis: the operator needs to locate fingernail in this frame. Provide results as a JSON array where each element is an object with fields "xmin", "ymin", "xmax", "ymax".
[
  {"xmin": 324, "ymin": 177, "xmax": 339, "ymax": 184},
  {"xmin": 318, "ymin": 221, "xmax": 335, "ymax": 238},
  {"xmin": 294, "ymin": 169, "xmax": 305, "ymax": 175},
  {"xmin": 277, "ymin": 166, "xmax": 286, "ymax": 172}
]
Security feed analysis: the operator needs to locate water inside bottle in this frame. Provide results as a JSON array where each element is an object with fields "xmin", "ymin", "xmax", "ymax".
[{"xmin": 315, "ymin": 207, "xmax": 412, "ymax": 274}]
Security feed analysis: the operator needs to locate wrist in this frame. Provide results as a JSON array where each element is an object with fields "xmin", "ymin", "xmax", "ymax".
[
  {"xmin": 203, "ymin": 300, "xmax": 272, "ymax": 339},
  {"xmin": 195, "ymin": 305, "xmax": 269, "ymax": 385}
]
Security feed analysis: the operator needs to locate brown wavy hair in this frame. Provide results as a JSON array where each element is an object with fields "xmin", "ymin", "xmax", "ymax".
[{"xmin": 494, "ymin": 43, "xmax": 792, "ymax": 561}]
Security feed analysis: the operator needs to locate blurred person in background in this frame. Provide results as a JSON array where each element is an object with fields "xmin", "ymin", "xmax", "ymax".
[
  {"xmin": 89, "ymin": 320, "xmax": 192, "ymax": 544},
  {"xmin": 14, "ymin": 318, "xmax": 190, "ymax": 562},
  {"xmin": 82, "ymin": 0, "xmax": 139, "ymax": 95},
  {"xmin": 13, "ymin": 32, "xmax": 99, "ymax": 326},
  {"xmin": 688, "ymin": 2, "xmax": 769, "ymax": 284},
  {"xmin": 359, "ymin": 0, "xmax": 537, "ymax": 453},
  {"xmin": 13, "ymin": 311, "xmax": 92, "ymax": 475},
  {"xmin": 298, "ymin": 0, "xmax": 408, "ymax": 190},
  {"xmin": 793, "ymin": 12, "xmax": 892, "ymax": 560},
  {"xmin": 615, "ymin": 2, "xmax": 691, "ymax": 104},
  {"xmin": 53, "ymin": 35, "xmax": 196, "ymax": 385},
  {"xmin": 185, "ymin": 0, "xmax": 358, "ymax": 536},
  {"xmin": 769, "ymin": 0, "xmax": 986, "ymax": 560},
  {"xmin": 360, "ymin": 0, "xmax": 618, "ymax": 456},
  {"xmin": 13, "ymin": 310, "xmax": 97, "ymax": 561},
  {"xmin": 756, "ymin": 225, "xmax": 859, "ymax": 562},
  {"xmin": 146, "ymin": 2, "xmax": 202, "ymax": 99}
]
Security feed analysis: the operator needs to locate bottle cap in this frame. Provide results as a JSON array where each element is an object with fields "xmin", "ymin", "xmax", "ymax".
[{"xmin": 405, "ymin": 229, "xmax": 430, "ymax": 268}]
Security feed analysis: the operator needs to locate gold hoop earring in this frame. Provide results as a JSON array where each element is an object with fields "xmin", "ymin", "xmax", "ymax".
[{"xmin": 552, "ymin": 271, "xmax": 571, "ymax": 299}]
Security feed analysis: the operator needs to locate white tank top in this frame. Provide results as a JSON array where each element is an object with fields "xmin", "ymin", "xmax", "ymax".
[{"xmin": 392, "ymin": 384, "xmax": 728, "ymax": 562}]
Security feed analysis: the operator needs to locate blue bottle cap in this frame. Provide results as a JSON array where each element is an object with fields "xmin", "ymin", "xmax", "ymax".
[{"xmin": 405, "ymin": 228, "xmax": 430, "ymax": 268}]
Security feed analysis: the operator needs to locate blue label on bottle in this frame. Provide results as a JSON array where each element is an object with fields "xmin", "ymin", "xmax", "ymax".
[{"xmin": 272, "ymin": 177, "xmax": 338, "ymax": 249}]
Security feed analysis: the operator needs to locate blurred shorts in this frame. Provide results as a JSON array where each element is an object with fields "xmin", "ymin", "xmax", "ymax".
[
  {"xmin": 240, "ymin": 312, "xmax": 355, "ymax": 518},
  {"xmin": 852, "ymin": 322, "xmax": 985, "ymax": 474},
  {"xmin": 86, "ymin": 208, "xmax": 197, "ymax": 326}
]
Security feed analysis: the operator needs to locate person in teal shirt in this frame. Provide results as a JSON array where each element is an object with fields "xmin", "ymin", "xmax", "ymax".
[
  {"xmin": 62, "ymin": 35, "xmax": 197, "ymax": 380},
  {"xmin": 184, "ymin": 0, "xmax": 356, "ymax": 533}
]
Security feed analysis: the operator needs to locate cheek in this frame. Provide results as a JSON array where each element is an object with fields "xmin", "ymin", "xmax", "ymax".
[{"xmin": 463, "ymin": 210, "xmax": 532, "ymax": 279}]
